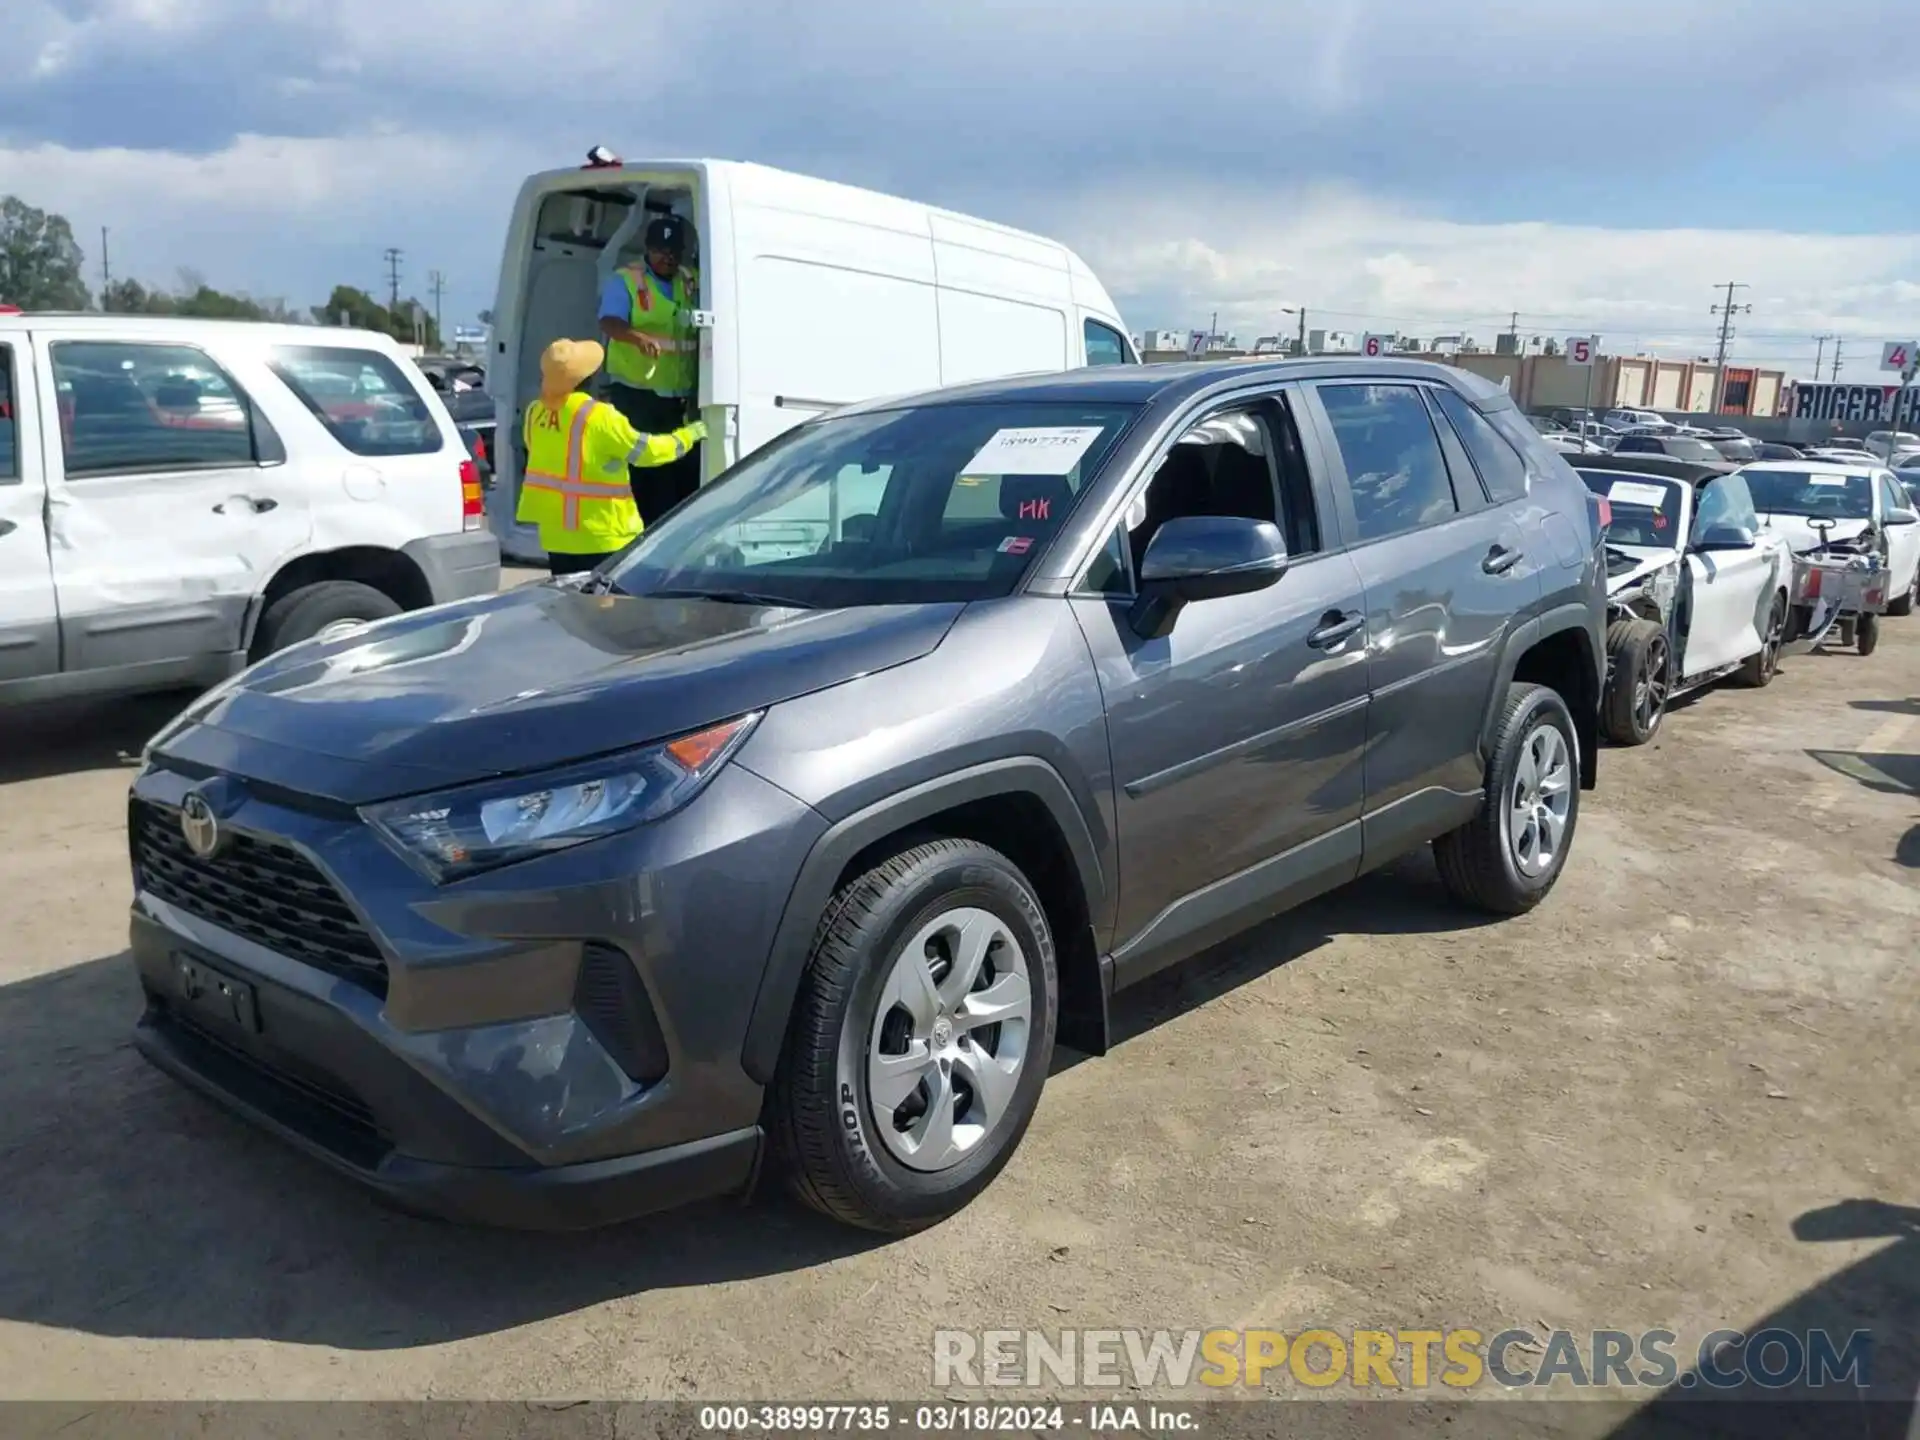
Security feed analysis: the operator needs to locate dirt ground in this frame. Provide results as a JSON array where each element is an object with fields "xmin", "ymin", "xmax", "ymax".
[{"xmin": 0, "ymin": 592, "xmax": 1915, "ymax": 1409}]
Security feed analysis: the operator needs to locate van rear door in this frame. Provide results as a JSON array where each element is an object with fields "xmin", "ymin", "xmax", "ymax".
[{"xmin": 0, "ymin": 335, "xmax": 58, "ymax": 683}]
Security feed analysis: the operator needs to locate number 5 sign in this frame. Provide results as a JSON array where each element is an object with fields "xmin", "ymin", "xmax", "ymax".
[
  {"xmin": 1566, "ymin": 335, "xmax": 1599, "ymax": 367},
  {"xmin": 1360, "ymin": 333, "xmax": 1392, "ymax": 358},
  {"xmin": 1882, "ymin": 341, "xmax": 1919, "ymax": 373}
]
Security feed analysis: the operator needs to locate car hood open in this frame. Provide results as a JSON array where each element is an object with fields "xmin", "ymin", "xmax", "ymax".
[{"xmin": 153, "ymin": 583, "xmax": 963, "ymax": 804}]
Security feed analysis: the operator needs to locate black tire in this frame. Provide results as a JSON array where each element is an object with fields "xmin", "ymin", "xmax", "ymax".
[
  {"xmin": 769, "ymin": 838, "xmax": 1058, "ymax": 1234},
  {"xmin": 1858, "ymin": 613, "xmax": 1881, "ymax": 656},
  {"xmin": 253, "ymin": 581, "xmax": 402, "ymax": 658},
  {"xmin": 1601, "ymin": 618, "xmax": 1669, "ymax": 746},
  {"xmin": 1433, "ymin": 683, "xmax": 1581, "ymax": 916},
  {"xmin": 1888, "ymin": 571, "xmax": 1916, "ymax": 618},
  {"xmin": 1734, "ymin": 592, "xmax": 1788, "ymax": 687}
]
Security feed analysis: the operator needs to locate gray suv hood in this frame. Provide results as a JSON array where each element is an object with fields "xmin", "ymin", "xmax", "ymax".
[{"xmin": 158, "ymin": 583, "xmax": 962, "ymax": 804}]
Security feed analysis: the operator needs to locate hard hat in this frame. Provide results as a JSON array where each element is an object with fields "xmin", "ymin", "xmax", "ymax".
[{"xmin": 644, "ymin": 216, "xmax": 688, "ymax": 258}]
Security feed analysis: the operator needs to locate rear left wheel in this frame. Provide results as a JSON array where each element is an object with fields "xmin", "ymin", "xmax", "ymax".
[{"xmin": 1434, "ymin": 683, "xmax": 1580, "ymax": 916}]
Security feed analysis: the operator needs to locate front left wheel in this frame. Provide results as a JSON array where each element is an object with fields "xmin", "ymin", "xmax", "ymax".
[
  {"xmin": 770, "ymin": 838, "xmax": 1058, "ymax": 1234},
  {"xmin": 1735, "ymin": 593, "xmax": 1787, "ymax": 688},
  {"xmin": 1888, "ymin": 569, "xmax": 1917, "ymax": 618}
]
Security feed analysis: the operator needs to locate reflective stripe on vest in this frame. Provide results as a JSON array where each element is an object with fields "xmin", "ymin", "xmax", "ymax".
[
  {"xmin": 605, "ymin": 266, "xmax": 696, "ymax": 391},
  {"xmin": 521, "ymin": 399, "xmax": 628, "ymax": 530}
]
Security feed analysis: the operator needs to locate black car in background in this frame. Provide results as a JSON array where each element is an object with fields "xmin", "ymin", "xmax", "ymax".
[{"xmin": 1613, "ymin": 433, "xmax": 1736, "ymax": 470}]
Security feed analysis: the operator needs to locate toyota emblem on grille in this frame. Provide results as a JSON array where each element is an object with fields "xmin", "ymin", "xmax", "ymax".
[{"xmin": 179, "ymin": 792, "xmax": 223, "ymax": 859}]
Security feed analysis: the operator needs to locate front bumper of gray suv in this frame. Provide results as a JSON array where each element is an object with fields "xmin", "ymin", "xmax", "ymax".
[{"xmin": 126, "ymin": 753, "xmax": 826, "ymax": 1229}]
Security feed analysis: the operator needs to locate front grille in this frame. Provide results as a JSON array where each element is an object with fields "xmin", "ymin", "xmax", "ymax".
[
  {"xmin": 131, "ymin": 798, "xmax": 389, "ymax": 997},
  {"xmin": 157, "ymin": 1004, "xmax": 391, "ymax": 1170}
]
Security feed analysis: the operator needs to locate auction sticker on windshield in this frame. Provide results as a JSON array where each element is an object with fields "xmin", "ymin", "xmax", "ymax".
[
  {"xmin": 1607, "ymin": 480, "xmax": 1670, "ymax": 509},
  {"xmin": 964, "ymin": 426, "xmax": 1106, "ymax": 476},
  {"xmin": 1809, "ymin": 473, "xmax": 1850, "ymax": 485}
]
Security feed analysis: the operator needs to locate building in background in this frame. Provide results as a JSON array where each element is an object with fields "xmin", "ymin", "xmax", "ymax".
[
  {"xmin": 1445, "ymin": 348, "xmax": 1785, "ymax": 417},
  {"xmin": 1306, "ymin": 329, "xmax": 1357, "ymax": 354}
]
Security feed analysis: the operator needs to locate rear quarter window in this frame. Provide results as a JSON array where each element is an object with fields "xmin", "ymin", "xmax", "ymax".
[{"xmin": 268, "ymin": 345, "xmax": 444, "ymax": 456}]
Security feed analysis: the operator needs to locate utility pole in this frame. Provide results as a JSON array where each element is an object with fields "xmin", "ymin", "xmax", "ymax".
[
  {"xmin": 1813, "ymin": 334, "xmax": 1836, "ymax": 380},
  {"xmin": 1831, "ymin": 338, "xmax": 1845, "ymax": 383},
  {"xmin": 1508, "ymin": 310, "xmax": 1520, "ymax": 352},
  {"xmin": 1709, "ymin": 282, "xmax": 1751, "ymax": 415},
  {"xmin": 1297, "ymin": 308, "xmax": 1307, "ymax": 355},
  {"xmin": 100, "ymin": 227, "xmax": 111, "ymax": 303},
  {"xmin": 382, "ymin": 247, "xmax": 403, "ymax": 313},
  {"xmin": 427, "ymin": 269, "xmax": 446, "ymax": 346}
]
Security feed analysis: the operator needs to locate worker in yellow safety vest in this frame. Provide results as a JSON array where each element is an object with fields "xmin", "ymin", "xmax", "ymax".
[
  {"xmin": 515, "ymin": 338, "xmax": 706, "ymax": 576},
  {"xmin": 598, "ymin": 214, "xmax": 702, "ymax": 526}
]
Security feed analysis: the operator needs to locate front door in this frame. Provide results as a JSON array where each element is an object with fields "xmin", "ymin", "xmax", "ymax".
[
  {"xmin": 37, "ymin": 334, "xmax": 311, "ymax": 672},
  {"xmin": 1681, "ymin": 473, "xmax": 1774, "ymax": 676},
  {"xmin": 1305, "ymin": 380, "xmax": 1543, "ymax": 838},
  {"xmin": 1071, "ymin": 393, "xmax": 1371, "ymax": 985},
  {"xmin": 0, "ymin": 338, "xmax": 58, "ymax": 682},
  {"xmin": 1877, "ymin": 471, "xmax": 1920, "ymax": 599}
]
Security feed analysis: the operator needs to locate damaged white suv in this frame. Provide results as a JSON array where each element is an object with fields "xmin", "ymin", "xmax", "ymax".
[{"xmin": 1577, "ymin": 459, "xmax": 1794, "ymax": 745}]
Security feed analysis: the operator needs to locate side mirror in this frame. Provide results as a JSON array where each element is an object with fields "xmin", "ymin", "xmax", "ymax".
[
  {"xmin": 1884, "ymin": 509, "xmax": 1919, "ymax": 527},
  {"xmin": 1128, "ymin": 515, "xmax": 1288, "ymax": 639},
  {"xmin": 1693, "ymin": 524, "xmax": 1756, "ymax": 552}
]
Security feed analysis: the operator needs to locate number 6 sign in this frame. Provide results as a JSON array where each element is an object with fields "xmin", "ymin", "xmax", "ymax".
[
  {"xmin": 1361, "ymin": 333, "xmax": 1391, "ymax": 358},
  {"xmin": 1566, "ymin": 335, "xmax": 1598, "ymax": 366}
]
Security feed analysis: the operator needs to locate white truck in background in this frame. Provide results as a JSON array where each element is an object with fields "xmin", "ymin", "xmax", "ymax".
[{"xmin": 486, "ymin": 154, "xmax": 1136, "ymax": 562}]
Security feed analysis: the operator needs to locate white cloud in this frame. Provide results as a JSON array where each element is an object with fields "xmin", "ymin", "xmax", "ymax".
[
  {"xmin": 1045, "ymin": 184, "xmax": 1920, "ymax": 371},
  {"xmin": 3, "ymin": 128, "xmax": 1918, "ymax": 379}
]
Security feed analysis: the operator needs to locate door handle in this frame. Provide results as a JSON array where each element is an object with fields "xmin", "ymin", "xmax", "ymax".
[
  {"xmin": 1483, "ymin": 544, "xmax": 1524, "ymax": 575},
  {"xmin": 1306, "ymin": 610, "xmax": 1365, "ymax": 649},
  {"xmin": 212, "ymin": 497, "xmax": 278, "ymax": 515}
]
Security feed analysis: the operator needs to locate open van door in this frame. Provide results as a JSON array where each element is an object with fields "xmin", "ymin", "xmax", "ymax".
[{"xmin": 488, "ymin": 160, "xmax": 725, "ymax": 563}]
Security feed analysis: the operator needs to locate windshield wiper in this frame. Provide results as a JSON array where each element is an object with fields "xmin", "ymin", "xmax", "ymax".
[{"xmin": 646, "ymin": 588, "xmax": 816, "ymax": 609}]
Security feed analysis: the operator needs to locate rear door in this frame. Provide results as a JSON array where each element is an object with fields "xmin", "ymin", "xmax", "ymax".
[
  {"xmin": 1681, "ymin": 473, "xmax": 1772, "ymax": 675},
  {"xmin": 36, "ymin": 331, "xmax": 311, "ymax": 672},
  {"xmin": 1302, "ymin": 379, "xmax": 1544, "ymax": 852},
  {"xmin": 0, "ymin": 335, "xmax": 59, "ymax": 682}
]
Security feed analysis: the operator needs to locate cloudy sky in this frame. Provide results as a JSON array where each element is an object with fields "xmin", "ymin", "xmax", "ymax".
[{"xmin": 4, "ymin": 0, "xmax": 1918, "ymax": 379}]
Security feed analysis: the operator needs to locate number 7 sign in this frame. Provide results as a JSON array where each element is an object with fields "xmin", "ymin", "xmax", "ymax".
[{"xmin": 1566, "ymin": 336, "xmax": 1598, "ymax": 367}]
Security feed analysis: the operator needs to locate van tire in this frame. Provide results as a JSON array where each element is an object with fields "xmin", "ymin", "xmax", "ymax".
[
  {"xmin": 1434, "ymin": 683, "xmax": 1580, "ymax": 916},
  {"xmin": 769, "ymin": 838, "xmax": 1058, "ymax": 1235},
  {"xmin": 253, "ymin": 581, "xmax": 402, "ymax": 658}
]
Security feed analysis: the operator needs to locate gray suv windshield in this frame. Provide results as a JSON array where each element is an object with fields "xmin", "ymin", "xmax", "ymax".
[{"xmin": 607, "ymin": 402, "xmax": 1139, "ymax": 607}]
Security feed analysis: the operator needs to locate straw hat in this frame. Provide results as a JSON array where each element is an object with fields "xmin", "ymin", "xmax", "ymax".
[{"xmin": 538, "ymin": 338, "xmax": 605, "ymax": 396}]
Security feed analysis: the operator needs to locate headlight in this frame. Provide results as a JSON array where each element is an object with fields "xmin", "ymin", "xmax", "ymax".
[{"xmin": 362, "ymin": 712, "xmax": 761, "ymax": 883}]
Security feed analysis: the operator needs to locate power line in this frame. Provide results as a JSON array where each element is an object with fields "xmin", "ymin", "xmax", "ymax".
[{"xmin": 382, "ymin": 247, "xmax": 403, "ymax": 313}]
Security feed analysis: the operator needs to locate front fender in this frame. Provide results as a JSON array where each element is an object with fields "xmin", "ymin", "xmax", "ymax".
[{"xmin": 736, "ymin": 757, "xmax": 1107, "ymax": 1085}]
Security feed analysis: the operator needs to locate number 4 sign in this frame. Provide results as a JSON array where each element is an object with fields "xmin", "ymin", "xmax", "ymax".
[
  {"xmin": 1882, "ymin": 341, "xmax": 1919, "ymax": 374},
  {"xmin": 1566, "ymin": 336, "xmax": 1598, "ymax": 367},
  {"xmin": 1361, "ymin": 333, "xmax": 1392, "ymax": 358}
]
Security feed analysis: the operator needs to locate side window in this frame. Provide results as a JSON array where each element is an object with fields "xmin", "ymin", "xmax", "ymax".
[
  {"xmin": 1084, "ymin": 320, "xmax": 1132, "ymax": 367},
  {"xmin": 1318, "ymin": 383, "xmax": 1458, "ymax": 542},
  {"xmin": 51, "ymin": 341, "xmax": 259, "ymax": 478},
  {"xmin": 1091, "ymin": 397, "xmax": 1318, "ymax": 594},
  {"xmin": 1880, "ymin": 474, "xmax": 1910, "ymax": 517},
  {"xmin": 1432, "ymin": 388, "xmax": 1530, "ymax": 501},
  {"xmin": 0, "ymin": 345, "xmax": 16, "ymax": 482},
  {"xmin": 269, "ymin": 345, "xmax": 443, "ymax": 456}
]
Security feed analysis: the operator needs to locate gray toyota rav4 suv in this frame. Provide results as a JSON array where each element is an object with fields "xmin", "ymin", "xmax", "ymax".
[{"xmin": 129, "ymin": 359, "xmax": 1605, "ymax": 1234}]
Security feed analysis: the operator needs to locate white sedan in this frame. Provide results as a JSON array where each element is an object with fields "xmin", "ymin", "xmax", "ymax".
[
  {"xmin": 1577, "ymin": 463, "xmax": 1797, "ymax": 744},
  {"xmin": 1738, "ymin": 460, "xmax": 1920, "ymax": 618}
]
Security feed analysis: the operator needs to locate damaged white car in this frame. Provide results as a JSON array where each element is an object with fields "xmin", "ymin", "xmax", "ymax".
[{"xmin": 1576, "ymin": 461, "xmax": 1796, "ymax": 745}]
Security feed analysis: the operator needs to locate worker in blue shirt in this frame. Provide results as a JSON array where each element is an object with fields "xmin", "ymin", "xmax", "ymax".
[{"xmin": 597, "ymin": 216, "xmax": 701, "ymax": 525}]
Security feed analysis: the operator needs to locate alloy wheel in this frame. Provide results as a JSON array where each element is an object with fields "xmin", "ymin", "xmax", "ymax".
[
  {"xmin": 1635, "ymin": 633, "xmax": 1671, "ymax": 736},
  {"xmin": 1762, "ymin": 598, "xmax": 1786, "ymax": 676},
  {"xmin": 1506, "ymin": 723, "xmax": 1574, "ymax": 879},
  {"xmin": 867, "ymin": 907, "xmax": 1033, "ymax": 1173}
]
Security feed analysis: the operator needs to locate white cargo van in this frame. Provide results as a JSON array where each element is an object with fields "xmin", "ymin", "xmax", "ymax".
[{"xmin": 487, "ymin": 156, "xmax": 1135, "ymax": 560}]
